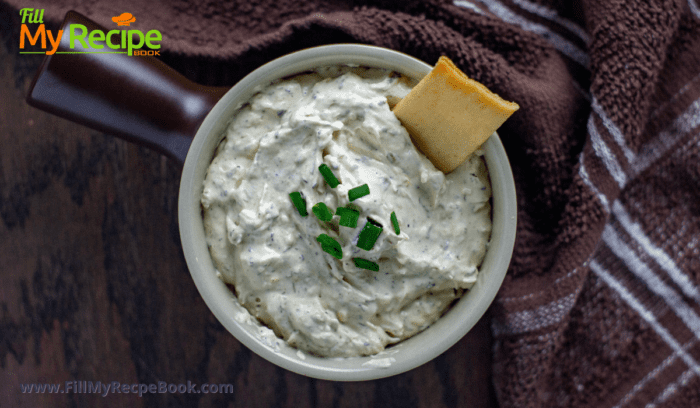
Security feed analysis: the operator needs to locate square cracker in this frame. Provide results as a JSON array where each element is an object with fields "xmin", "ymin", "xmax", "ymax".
[{"xmin": 393, "ymin": 56, "xmax": 519, "ymax": 173}]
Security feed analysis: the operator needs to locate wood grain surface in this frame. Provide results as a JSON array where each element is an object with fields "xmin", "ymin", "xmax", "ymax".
[{"xmin": 0, "ymin": 4, "xmax": 499, "ymax": 406}]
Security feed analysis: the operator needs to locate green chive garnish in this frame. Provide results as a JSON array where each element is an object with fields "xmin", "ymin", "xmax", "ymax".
[
  {"xmin": 390, "ymin": 211, "xmax": 400, "ymax": 235},
  {"xmin": 353, "ymin": 258, "xmax": 379, "ymax": 271},
  {"xmin": 357, "ymin": 218, "xmax": 383, "ymax": 250},
  {"xmin": 289, "ymin": 192, "xmax": 307, "ymax": 216},
  {"xmin": 316, "ymin": 234, "xmax": 342, "ymax": 259},
  {"xmin": 319, "ymin": 164, "xmax": 340, "ymax": 188},
  {"xmin": 312, "ymin": 202, "xmax": 334, "ymax": 221},
  {"xmin": 336, "ymin": 207, "xmax": 360, "ymax": 228},
  {"xmin": 348, "ymin": 184, "xmax": 370, "ymax": 201}
]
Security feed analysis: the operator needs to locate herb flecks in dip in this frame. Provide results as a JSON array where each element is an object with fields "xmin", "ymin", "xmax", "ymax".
[{"xmin": 201, "ymin": 66, "xmax": 492, "ymax": 357}]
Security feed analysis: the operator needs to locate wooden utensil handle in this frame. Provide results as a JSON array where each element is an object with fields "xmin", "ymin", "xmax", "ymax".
[{"xmin": 26, "ymin": 11, "xmax": 228, "ymax": 164}]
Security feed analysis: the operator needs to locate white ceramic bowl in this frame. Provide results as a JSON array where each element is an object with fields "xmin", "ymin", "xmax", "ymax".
[{"xmin": 178, "ymin": 44, "xmax": 517, "ymax": 381}]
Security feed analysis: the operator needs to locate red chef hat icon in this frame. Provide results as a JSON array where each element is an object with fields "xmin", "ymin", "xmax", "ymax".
[{"xmin": 112, "ymin": 13, "xmax": 136, "ymax": 26}]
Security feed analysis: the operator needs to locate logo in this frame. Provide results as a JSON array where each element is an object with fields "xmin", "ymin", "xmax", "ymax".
[
  {"xmin": 112, "ymin": 13, "xmax": 135, "ymax": 26},
  {"xmin": 19, "ymin": 8, "xmax": 162, "ymax": 56}
]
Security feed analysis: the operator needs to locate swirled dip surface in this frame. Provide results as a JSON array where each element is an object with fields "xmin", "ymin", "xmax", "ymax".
[{"xmin": 201, "ymin": 67, "xmax": 492, "ymax": 357}]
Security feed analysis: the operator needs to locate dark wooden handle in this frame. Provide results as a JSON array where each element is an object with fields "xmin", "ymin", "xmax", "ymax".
[{"xmin": 26, "ymin": 11, "xmax": 228, "ymax": 164}]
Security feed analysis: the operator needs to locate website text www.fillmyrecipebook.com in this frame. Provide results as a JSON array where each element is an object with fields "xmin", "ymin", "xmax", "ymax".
[{"xmin": 20, "ymin": 381, "xmax": 233, "ymax": 397}]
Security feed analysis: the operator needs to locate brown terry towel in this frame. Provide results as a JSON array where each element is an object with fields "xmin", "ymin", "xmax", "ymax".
[{"xmin": 8, "ymin": 0, "xmax": 700, "ymax": 406}]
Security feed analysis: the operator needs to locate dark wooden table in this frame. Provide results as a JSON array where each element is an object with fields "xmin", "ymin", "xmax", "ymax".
[{"xmin": 0, "ymin": 4, "xmax": 498, "ymax": 406}]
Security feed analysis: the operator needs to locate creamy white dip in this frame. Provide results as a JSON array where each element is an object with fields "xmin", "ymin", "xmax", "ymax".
[{"xmin": 201, "ymin": 66, "xmax": 492, "ymax": 357}]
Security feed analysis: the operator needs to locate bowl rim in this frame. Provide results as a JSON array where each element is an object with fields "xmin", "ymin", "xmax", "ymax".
[{"xmin": 178, "ymin": 44, "xmax": 517, "ymax": 381}]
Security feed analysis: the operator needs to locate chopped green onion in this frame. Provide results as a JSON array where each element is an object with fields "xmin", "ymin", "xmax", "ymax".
[
  {"xmin": 312, "ymin": 202, "xmax": 334, "ymax": 221},
  {"xmin": 348, "ymin": 184, "xmax": 370, "ymax": 201},
  {"xmin": 289, "ymin": 192, "xmax": 307, "ymax": 216},
  {"xmin": 336, "ymin": 207, "xmax": 360, "ymax": 228},
  {"xmin": 390, "ymin": 211, "xmax": 400, "ymax": 235},
  {"xmin": 353, "ymin": 258, "xmax": 379, "ymax": 271},
  {"xmin": 319, "ymin": 164, "xmax": 340, "ymax": 188},
  {"xmin": 357, "ymin": 218, "xmax": 383, "ymax": 250},
  {"xmin": 316, "ymin": 234, "xmax": 342, "ymax": 259}
]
